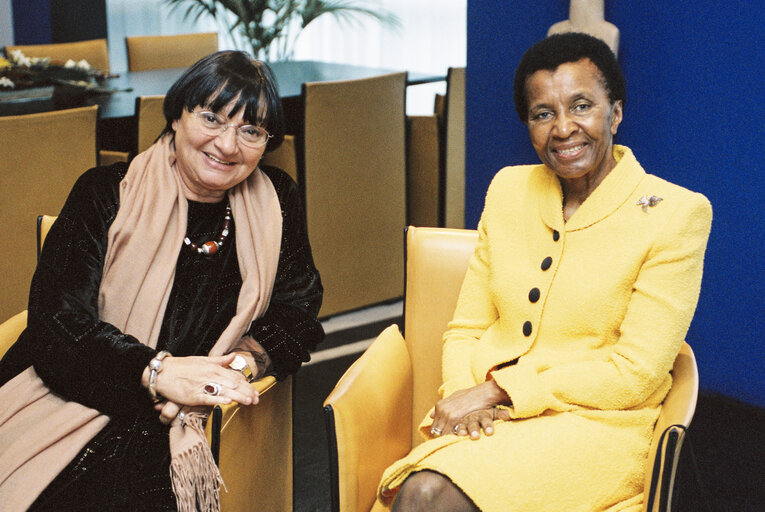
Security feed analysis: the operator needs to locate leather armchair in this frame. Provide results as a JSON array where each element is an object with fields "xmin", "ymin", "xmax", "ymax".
[
  {"xmin": 323, "ymin": 226, "xmax": 699, "ymax": 512},
  {"xmin": 0, "ymin": 215, "xmax": 293, "ymax": 512}
]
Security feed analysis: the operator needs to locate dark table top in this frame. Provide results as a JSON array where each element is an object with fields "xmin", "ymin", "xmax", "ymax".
[{"xmin": 88, "ymin": 60, "xmax": 446, "ymax": 120}]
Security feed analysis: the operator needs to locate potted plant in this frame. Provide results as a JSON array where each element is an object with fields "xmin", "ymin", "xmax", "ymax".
[{"xmin": 164, "ymin": 0, "xmax": 400, "ymax": 60}]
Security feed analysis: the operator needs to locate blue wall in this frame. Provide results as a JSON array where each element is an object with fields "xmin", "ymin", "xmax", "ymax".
[
  {"xmin": 10, "ymin": 0, "xmax": 106, "ymax": 45},
  {"xmin": 11, "ymin": 0, "xmax": 52, "ymax": 44},
  {"xmin": 466, "ymin": 1, "xmax": 765, "ymax": 407}
]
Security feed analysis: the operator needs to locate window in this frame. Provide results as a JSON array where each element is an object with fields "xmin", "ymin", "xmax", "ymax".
[{"xmin": 106, "ymin": 0, "xmax": 465, "ymax": 113}]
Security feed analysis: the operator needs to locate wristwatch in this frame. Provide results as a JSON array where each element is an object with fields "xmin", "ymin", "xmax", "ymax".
[{"xmin": 229, "ymin": 354, "xmax": 255, "ymax": 383}]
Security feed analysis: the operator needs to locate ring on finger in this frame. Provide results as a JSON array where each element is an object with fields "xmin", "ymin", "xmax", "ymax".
[
  {"xmin": 453, "ymin": 424, "xmax": 461, "ymax": 434},
  {"xmin": 430, "ymin": 426, "xmax": 442, "ymax": 436},
  {"xmin": 177, "ymin": 411, "xmax": 186, "ymax": 427},
  {"xmin": 203, "ymin": 382, "xmax": 222, "ymax": 396}
]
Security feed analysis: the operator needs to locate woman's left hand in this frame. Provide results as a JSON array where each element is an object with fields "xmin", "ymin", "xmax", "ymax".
[
  {"xmin": 452, "ymin": 406, "xmax": 511, "ymax": 439},
  {"xmin": 429, "ymin": 380, "xmax": 511, "ymax": 438}
]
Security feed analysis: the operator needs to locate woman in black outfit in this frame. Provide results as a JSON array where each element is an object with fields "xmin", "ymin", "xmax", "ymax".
[{"xmin": 0, "ymin": 51, "xmax": 323, "ymax": 511}]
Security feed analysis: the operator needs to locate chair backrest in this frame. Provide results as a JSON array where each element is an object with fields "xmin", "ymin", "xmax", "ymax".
[
  {"xmin": 125, "ymin": 32, "xmax": 218, "ymax": 71},
  {"xmin": 300, "ymin": 72, "xmax": 407, "ymax": 317},
  {"xmin": 643, "ymin": 342, "xmax": 699, "ymax": 511},
  {"xmin": 405, "ymin": 114, "xmax": 440, "ymax": 228},
  {"xmin": 5, "ymin": 38, "xmax": 110, "ymax": 72},
  {"xmin": 443, "ymin": 67, "xmax": 465, "ymax": 229},
  {"xmin": 403, "ymin": 226, "xmax": 478, "ymax": 445},
  {"xmin": 407, "ymin": 67, "xmax": 464, "ymax": 230},
  {"xmin": 261, "ymin": 134, "xmax": 298, "ymax": 182},
  {"xmin": 0, "ymin": 105, "xmax": 98, "ymax": 322},
  {"xmin": 135, "ymin": 95, "xmax": 166, "ymax": 153}
]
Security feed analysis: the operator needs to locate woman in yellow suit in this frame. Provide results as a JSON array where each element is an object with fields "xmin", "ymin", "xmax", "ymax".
[{"xmin": 377, "ymin": 33, "xmax": 712, "ymax": 511}]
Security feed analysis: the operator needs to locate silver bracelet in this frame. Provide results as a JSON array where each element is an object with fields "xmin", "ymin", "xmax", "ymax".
[{"xmin": 147, "ymin": 350, "xmax": 171, "ymax": 402}]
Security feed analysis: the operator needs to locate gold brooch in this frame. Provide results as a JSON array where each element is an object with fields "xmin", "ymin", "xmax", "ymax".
[{"xmin": 636, "ymin": 195, "xmax": 663, "ymax": 212}]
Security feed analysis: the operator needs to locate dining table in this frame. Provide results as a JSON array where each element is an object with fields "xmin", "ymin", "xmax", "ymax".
[{"xmin": 87, "ymin": 60, "xmax": 446, "ymax": 153}]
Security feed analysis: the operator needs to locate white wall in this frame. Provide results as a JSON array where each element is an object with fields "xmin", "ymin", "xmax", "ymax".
[
  {"xmin": 291, "ymin": 0, "xmax": 466, "ymax": 114},
  {"xmin": 0, "ymin": 0, "xmax": 13, "ymax": 47}
]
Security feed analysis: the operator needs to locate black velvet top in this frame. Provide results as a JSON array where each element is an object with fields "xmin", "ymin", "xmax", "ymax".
[{"xmin": 0, "ymin": 163, "xmax": 323, "ymax": 510}]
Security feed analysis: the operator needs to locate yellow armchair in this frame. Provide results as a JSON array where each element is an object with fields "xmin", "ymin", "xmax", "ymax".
[
  {"xmin": 323, "ymin": 226, "xmax": 699, "ymax": 512},
  {"xmin": 1, "ymin": 215, "xmax": 293, "ymax": 512},
  {"xmin": 323, "ymin": 226, "xmax": 477, "ymax": 512}
]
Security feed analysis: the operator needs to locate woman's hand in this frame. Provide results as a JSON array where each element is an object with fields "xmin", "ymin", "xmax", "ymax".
[
  {"xmin": 142, "ymin": 353, "xmax": 259, "ymax": 409},
  {"xmin": 452, "ymin": 406, "xmax": 511, "ymax": 439},
  {"xmin": 429, "ymin": 380, "xmax": 511, "ymax": 438},
  {"xmin": 155, "ymin": 402, "xmax": 210, "ymax": 426}
]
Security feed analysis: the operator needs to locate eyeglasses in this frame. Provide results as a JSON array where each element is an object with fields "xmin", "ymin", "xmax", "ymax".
[{"xmin": 190, "ymin": 110, "xmax": 272, "ymax": 149}]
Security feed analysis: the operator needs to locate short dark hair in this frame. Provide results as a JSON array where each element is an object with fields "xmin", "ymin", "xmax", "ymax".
[
  {"xmin": 513, "ymin": 32, "xmax": 626, "ymax": 123},
  {"xmin": 161, "ymin": 51, "xmax": 284, "ymax": 151}
]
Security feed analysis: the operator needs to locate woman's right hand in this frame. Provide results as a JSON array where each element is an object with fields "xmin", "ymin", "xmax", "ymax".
[{"xmin": 142, "ymin": 353, "xmax": 259, "ymax": 408}]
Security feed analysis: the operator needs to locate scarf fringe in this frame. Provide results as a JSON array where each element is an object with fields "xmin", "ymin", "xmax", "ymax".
[{"xmin": 170, "ymin": 416, "xmax": 224, "ymax": 512}]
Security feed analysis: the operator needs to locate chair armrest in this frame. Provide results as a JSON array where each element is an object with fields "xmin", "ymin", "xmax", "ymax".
[
  {"xmin": 205, "ymin": 374, "xmax": 293, "ymax": 511},
  {"xmin": 207, "ymin": 375, "xmax": 278, "ymax": 435},
  {"xmin": 323, "ymin": 324, "xmax": 413, "ymax": 512}
]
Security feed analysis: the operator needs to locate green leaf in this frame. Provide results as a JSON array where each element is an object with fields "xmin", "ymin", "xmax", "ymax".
[{"xmin": 160, "ymin": 0, "xmax": 400, "ymax": 59}]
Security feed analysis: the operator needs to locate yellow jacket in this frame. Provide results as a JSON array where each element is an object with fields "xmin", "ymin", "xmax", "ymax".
[{"xmin": 442, "ymin": 145, "xmax": 712, "ymax": 418}]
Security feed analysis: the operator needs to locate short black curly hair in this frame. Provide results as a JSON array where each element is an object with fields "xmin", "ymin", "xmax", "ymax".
[{"xmin": 513, "ymin": 32, "xmax": 626, "ymax": 123}]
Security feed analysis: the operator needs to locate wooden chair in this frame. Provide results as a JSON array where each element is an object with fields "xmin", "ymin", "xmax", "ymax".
[
  {"xmin": 0, "ymin": 214, "xmax": 294, "ymax": 512},
  {"xmin": 0, "ymin": 105, "xmax": 98, "ymax": 322},
  {"xmin": 299, "ymin": 72, "xmax": 407, "ymax": 317},
  {"xmin": 126, "ymin": 32, "xmax": 219, "ymax": 72},
  {"xmin": 5, "ymin": 38, "xmax": 110, "ymax": 72},
  {"xmin": 135, "ymin": 95, "xmax": 166, "ymax": 153},
  {"xmin": 406, "ymin": 67, "xmax": 465, "ymax": 229},
  {"xmin": 323, "ymin": 226, "xmax": 700, "ymax": 512}
]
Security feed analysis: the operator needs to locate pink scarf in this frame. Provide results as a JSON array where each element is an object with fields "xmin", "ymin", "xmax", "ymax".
[{"xmin": 0, "ymin": 135, "xmax": 282, "ymax": 511}]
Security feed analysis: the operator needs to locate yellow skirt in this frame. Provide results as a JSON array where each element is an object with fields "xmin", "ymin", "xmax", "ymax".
[{"xmin": 376, "ymin": 407, "xmax": 658, "ymax": 512}]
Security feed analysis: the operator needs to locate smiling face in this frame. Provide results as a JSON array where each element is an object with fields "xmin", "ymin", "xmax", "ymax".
[
  {"xmin": 525, "ymin": 58, "xmax": 623, "ymax": 189},
  {"xmin": 172, "ymin": 97, "xmax": 267, "ymax": 202}
]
